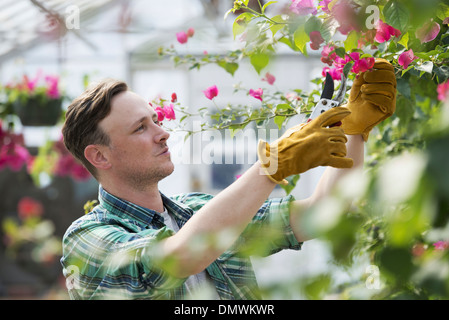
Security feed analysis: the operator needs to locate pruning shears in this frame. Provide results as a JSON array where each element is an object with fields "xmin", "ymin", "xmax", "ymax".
[{"xmin": 307, "ymin": 62, "xmax": 352, "ymax": 125}]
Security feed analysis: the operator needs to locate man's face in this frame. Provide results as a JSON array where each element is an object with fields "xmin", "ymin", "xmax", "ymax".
[{"xmin": 98, "ymin": 90, "xmax": 174, "ymax": 189}]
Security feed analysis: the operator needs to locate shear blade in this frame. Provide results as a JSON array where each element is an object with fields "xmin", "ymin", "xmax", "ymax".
[{"xmin": 320, "ymin": 72, "xmax": 334, "ymax": 100}]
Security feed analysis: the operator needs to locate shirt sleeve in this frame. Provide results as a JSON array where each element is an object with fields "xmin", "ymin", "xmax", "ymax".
[
  {"xmin": 171, "ymin": 192, "xmax": 302, "ymax": 259},
  {"xmin": 61, "ymin": 215, "xmax": 186, "ymax": 300},
  {"xmin": 221, "ymin": 194, "xmax": 303, "ymax": 259}
]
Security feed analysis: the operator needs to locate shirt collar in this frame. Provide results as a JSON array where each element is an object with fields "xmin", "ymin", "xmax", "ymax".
[{"xmin": 98, "ymin": 185, "xmax": 192, "ymax": 228}]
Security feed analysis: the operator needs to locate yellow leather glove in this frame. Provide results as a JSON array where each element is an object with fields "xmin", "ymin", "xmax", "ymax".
[
  {"xmin": 258, "ymin": 107, "xmax": 354, "ymax": 185},
  {"xmin": 341, "ymin": 58, "xmax": 397, "ymax": 141}
]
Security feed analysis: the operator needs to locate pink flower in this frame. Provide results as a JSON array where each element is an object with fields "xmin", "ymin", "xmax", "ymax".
[
  {"xmin": 249, "ymin": 88, "xmax": 264, "ymax": 101},
  {"xmin": 176, "ymin": 31, "xmax": 188, "ymax": 44},
  {"xmin": 398, "ymin": 49, "xmax": 418, "ymax": 69},
  {"xmin": 203, "ymin": 85, "xmax": 219, "ymax": 100},
  {"xmin": 171, "ymin": 92, "xmax": 177, "ymax": 103},
  {"xmin": 437, "ymin": 81, "xmax": 449, "ymax": 101},
  {"xmin": 187, "ymin": 27, "xmax": 195, "ymax": 38},
  {"xmin": 0, "ymin": 142, "xmax": 30, "ymax": 172},
  {"xmin": 349, "ymin": 52, "xmax": 375, "ymax": 74},
  {"xmin": 309, "ymin": 30, "xmax": 324, "ymax": 50},
  {"xmin": 433, "ymin": 241, "xmax": 449, "ymax": 251},
  {"xmin": 45, "ymin": 75, "xmax": 60, "ymax": 99},
  {"xmin": 17, "ymin": 197, "xmax": 44, "ymax": 220},
  {"xmin": 322, "ymin": 66, "xmax": 342, "ymax": 81},
  {"xmin": 331, "ymin": 0, "xmax": 360, "ymax": 35},
  {"xmin": 262, "ymin": 72, "xmax": 276, "ymax": 85},
  {"xmin": 415, "ymin": 21, "xmax": 441, "ymax": 44},
  {"xmin": 375, "ymin": 20, "xmax": 401, "ymax": 43},
  {"xmin": 55, "ymin": 153, "xmax": 90, "ymax": 181},
  {"xmin": 321, "ymin": 45, "xmax": 337, "ymax": 66},
  {"xmin": 24, "ymin": 71, "xmax": 42, "ymax": 92},
  {"xmin": 163, "ymin": 104, "xmax": 176, "ymax": 120},
  {"xmin": 290, "ymin": 0, "xmax": 317, "ymax": 15},
  {"xmin": 154, "ymin": 106, "xmax": 165, "ymax": 121},
  {"xmin": 319, "ymin": 0, "xmax": 333, "ymax": 13}
]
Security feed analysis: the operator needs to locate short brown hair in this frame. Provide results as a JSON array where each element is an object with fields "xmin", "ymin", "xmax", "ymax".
[{"xmin": 62, "ymin": 79, "xmax": 128, "ymax": 179}]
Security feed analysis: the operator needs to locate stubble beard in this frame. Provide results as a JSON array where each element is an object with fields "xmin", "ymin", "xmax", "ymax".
[{"xmin": 122, "ymin": 159, "xmax": 174, "ymax": 192}]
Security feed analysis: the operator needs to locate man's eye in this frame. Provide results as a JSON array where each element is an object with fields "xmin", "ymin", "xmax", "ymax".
[{"xmin": 135, "ymin": 125, "xmax": 145, "ymax": 132}]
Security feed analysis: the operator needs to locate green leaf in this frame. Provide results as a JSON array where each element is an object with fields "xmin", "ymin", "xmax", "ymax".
[
  {"xmin": 274, "ymin": 115, "xmax": 286, "ymax": 129},
  {"xmin": 280, "ymin": 174, "xmax": 300, "ymax": 195},
  {"xmin": 262, "ymin": 1, "xmax": 277, "ymax": 13},
  {"xmin": 379, "ymin": 247, "xmax": 415, "ymax": 282},
  {"xmin": 344, "ymin": 30, "xmax": 359, "ymax": 52},
  {"xmin": 275, "ymin": 103, "xmax": 293, "ymax": 112},
  {"xmin": 320, "ymin": 18, "xmax": 338, "ymax": 42},
  {"xmin": 218, "ymin": 61, "xmax": 239, "ymax": 76},
  {"xmin": 233, "ymin": 12, "xmax": 253, "ymax": 39},
  {"xmin": 415, "ymin": 61, "xmax": 434, "ymax": 74},
  {"xmin": 293, "ymin": 25, "xmax": 310, "ymax": 55},
  {"xmin": 304, "ymin": 16, "xmax": 322, "ymax": 35},
  {"xmin": 398, "ymin": 32, "xmax": 409, "ymax": 49},
  {"xmin": 250, "ymin": 52, "xmax": 270, "ymax": 74},
  {"xmin": 383, "ymin": 1, "xmax": 410, "ymax": 31},
  {"xmin": 334, "ymin": 47, "xmax": 346, "ymax": 58},
  {"xmin": 270, "ymin": 15, "xmax": 286, "ymax": 36}
]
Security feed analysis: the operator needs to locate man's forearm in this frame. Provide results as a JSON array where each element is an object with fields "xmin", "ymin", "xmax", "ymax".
[
  {"xmin": 161, "ymin": 162, "xmax": 276, "ymax": 278},
  {"xmin": 289, "ymin": 134, "xmax": 365, "ymax": 242}
]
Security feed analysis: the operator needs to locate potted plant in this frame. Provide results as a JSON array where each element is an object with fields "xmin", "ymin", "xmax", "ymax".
[{"xmin": 1, "ymin": 71, "xmax": 65, "ymax": 126}]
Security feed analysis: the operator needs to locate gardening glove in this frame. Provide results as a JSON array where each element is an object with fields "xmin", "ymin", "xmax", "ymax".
[
  {"xmin": 341, "ymin": 58, "xmax": 397, "ymax": 141},
  {"xmin": 258, "ymin": 106, "xmax": 353, "ymax": 185}
]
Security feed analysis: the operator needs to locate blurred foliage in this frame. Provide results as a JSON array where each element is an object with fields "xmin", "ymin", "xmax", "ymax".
[{"xmin": 152, "ymin": 0, "xmax": 449, "ymax": 300}]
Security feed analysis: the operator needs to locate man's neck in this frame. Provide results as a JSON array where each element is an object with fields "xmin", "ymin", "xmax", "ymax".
[{"xmin": 101, "ymin": 180, "xmax": 164, "ymax": 213}]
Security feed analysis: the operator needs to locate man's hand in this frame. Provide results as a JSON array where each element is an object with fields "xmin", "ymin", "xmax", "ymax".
[
  {"xmin": 341, "ymin": 58, "xmax": 397, "ymax": 141},
  {"xmin": 258, "ymin": 106, "xmax": 354, "ymax": 185}
]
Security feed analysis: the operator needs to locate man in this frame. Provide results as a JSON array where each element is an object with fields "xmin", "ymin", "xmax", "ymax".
[{"xmin": 60, "ymin": 59, "xmax": 396, "ymax": 299}]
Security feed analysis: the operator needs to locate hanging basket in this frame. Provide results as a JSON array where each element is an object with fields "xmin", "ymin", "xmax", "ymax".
[{"xmin": 13, "ymin": 97, "xmax": 63, "ymax": 127}]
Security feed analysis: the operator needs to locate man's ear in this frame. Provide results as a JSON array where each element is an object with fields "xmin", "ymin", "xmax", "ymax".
[{"xmin": 84, "ymin": 145, "xmax": 112, "ymax": 170}]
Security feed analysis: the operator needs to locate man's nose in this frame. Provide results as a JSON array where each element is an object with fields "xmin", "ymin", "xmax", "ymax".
[{"xmin": 154, "ymin": 126, "xmax": 170, "ymax": 143}]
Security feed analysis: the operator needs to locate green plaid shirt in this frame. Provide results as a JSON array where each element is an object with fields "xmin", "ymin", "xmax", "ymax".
[{"xmin": 61, "ymin": 186, "xmax": 302, "ymax": 300}]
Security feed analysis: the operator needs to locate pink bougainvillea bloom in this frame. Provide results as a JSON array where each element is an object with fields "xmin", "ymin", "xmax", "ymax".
[
  {"xmin": 203, "ymin": 85, "xmax": 219, "ymax": 100},
  {"xmin": 17, "ymin": 197, "xmax": 44, "ymax": 220},
  {"xmin": 187, "ymin": 27, "xmax": 195, "ymax": 38},
  {"xmin": 163, "ymin": 104, "xmax": 176, "ymax": 120},
  {"xmin": 322, "ymin": 66, "xmax": 342, "ymax": 81},
  {"xmin": 375, "ymin": 20, "xmax": 401, "ymax": 43},
  {"xmin": 309, "ymin": 30, "xmax": 324, "ymax": 50},
  {"xmin": 331, "ymin": 0, "xmax": 360, "ymax": 35},
  {"xmin": 176, "ymin": 31, "xmax": 188, "ymax": 44},
  {"xmin": 319, "ymin": 0, "xmax": 332, "ymax": 13},
  {"xmin": 398, "ymin": 49, "xmax": 418, "ymax": 69},
  {"xmin": 415, "ymin": 20, "xmax": 441, "ymax": 44},
  {"xmin": 154, "ymin": 106, "xmax": 165, "ymax": 121},
  {"xmin": 433, "ymin": 240, "xmax": 449, "ymax": 250},
  {"xmin": 321, "ymin": 45, "xmax": 337, "ymax": 66},
  {"xmin": 349, "ymin": 52, "xmax": 375, "ymax": 74},
  {"xmin": 290, "ymin": 0, "xmax": 317, "ymax": 15},
  {"xmin": 262, "ymin": 72, "xmax": 276, "ymax": 85},
  {"xmin": 171, "ymin": 92, "xmax": 177, "ymax": 103},
  {"xmin": 437, "ymin": 81, "xmax": 449, "ymax": 101},
  {"xmin": 249, "ymin": 88, "xmax": 264, "ymax": 101},
  {"xmin": 0, "ymin": 142, "xmax": 30, "ymax": 172}
]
